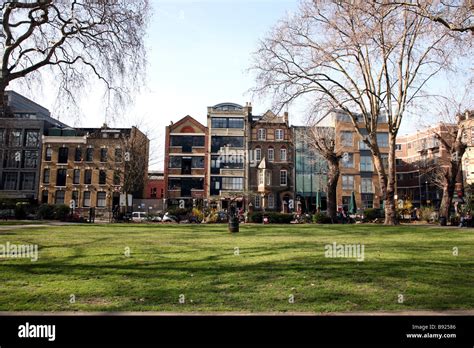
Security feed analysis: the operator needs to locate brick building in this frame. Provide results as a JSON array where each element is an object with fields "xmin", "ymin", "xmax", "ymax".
[
  {"xmin": 164, "ymin": 115, "xmax": 208, "ymax": 208},
  {"xmin": 248, "ymin": 110, "xmax": 294, "ymax": 212},
  {"xmin": 39, "ymin": 125, "xmax": 149, "ymax": 219}
]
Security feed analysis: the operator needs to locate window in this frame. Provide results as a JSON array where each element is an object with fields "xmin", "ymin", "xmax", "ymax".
[
  {"xmin": 24, "ymin": 130, "xmax": 40, "ymax": 147},
  {"xmin": 75, "ymin": 148, "xmax": 82, "ymax": 162},
  {"xmin": 99, "ymin": 170, "xmax": 107, "ymax": 185},
  {"xmin": 20, "ymin": 173, "xmax": 35, "ymax": 190},
  {"xmin": 9, "ymin": 129, "xmax": 22, "ymax": 146},
  {"xmin": 83, "ymin": 191, "xmax": 91, "ymax": 207},
  {"xmin": 45, "ymin": 148, "xmax": 52, "ymax": 161},
  {"xmin": 114, "ymin": 171, "xmax": 121, "ymax": 186},
  {"xmin": 341, "ymin": 131, "xmax": 353, "ymax": 147},
  {"xmin": 72, "ymin": 191, "xmax": 79, "ymax": 207},
  {"xmin": 171, "ymin": 135, "xmax": 205, "ymax": 149},
  {"xmin": 86, "ymin": 148, "xmax": 94, "ymax": 161},
  {"xmin": 169, "ymin": 156, "xmax": 181, "ymax": 168},
  {"xmin": 255, "ymin": 195, "xmax": 261, "ymax": 209},
  {"xmin": 2, "ymin": 172, "xmax": 17, "ymax": 190},
  {"xmin": 361, "ymin": 193, "xmax": 374, "ymax": 209},
  {"xmin": 280, "ymin": 148, "xmax": 287, "ymax": 161},
  {"xmin": 360, "ymin": 156, "xmax": 373, "ymax": 171},
  {"xmin": 5, "ymin": 151, "xmax": 20, "ymax": 168},
  {"xmin": 56, "ymin": 169, "xmax": 67, "ymax": 186},
  {"xmin": 73, "ymin": 169, "xmax": 80, "ymax": 184},
  {"xmin": 222, "ymin": 177, "xmax": 243, "ymax": 190},
  {"xmin": 259, "ymin": 171, "xmax": 264, "ymax": 185},
  {"xmin": 280, "ymin": 170, "xmax": 288, "ymax": 186},
  {"xmin": 268, "ymin": 194, "xmax": 275, "ymax": 209},
  {"xmin": 43, "ymin": 169, "xmax": 50, "ymax": 184},
  {"xmin": 41, "ymin": 190, "xmax": 48, "ymax": 204},
  {"xmin": 258, "ymin": 129, "xmax": 266, "ymax": 140},
  {"xmin": 266, "ymin": 171, "xmax": 272, "ymax": 185},
  {"xmin": 84, "ymin": 169, "xmax": 92, "ymax": 184},
  {"xmin": 275, "ymin": 129, "xmax": 284, "ymax": 140},
  {"xmin": 55, "ymin": 191, "xmax": 65, "ymax": 205},
  {"xmin": 23, "ymin": 150, "xmax": 38, "ymax": 168},
  {"xmin": 377, "ymin": 133, "xmax": 389, "ymax": 148},
  {"xmin": 342, "ymin": 175, "xmax": 354, "ymax": 190},
  {"xmin": 361, "ymin": 178, "xmax": 373, "ymax": 193},
  {"xmin": 341, "ymin": 153, "xmax": 354, "ymax": 168},
  {"xmin": 228, "ymin": 118, "xmax": 244, "ymax": 129},
  {"xmin": 191, "ymin": 157, "xmax": 205, "ymax": 168},
  {"xmin": 255, "ymin": 148, "xmax": 261, "ymax": 162},
  {"xmin": 396, "ymin": 159, "xmax": 403, "ymax": 166},
  {"xmin": 211, "ymin": 136, "xmax": 244, "ymax": 152},
  {"xmin": 97, "ymin": 192, "xmax": 106, "ymax": 207},
  {"xmin": 395, "ymin": 144, "xmax": 402, "ymax": 151},
  {"xmin": 211, "ymin": 118, "xmax": 227, "ymax": 128},
  {"xmin": 0, "ymin": 129, "xmax": 4, "ymax": 145},
  {"xmin": 115, "ymin": 148, "xmax": 122, "ymax": 162},
  {"xmin": 268, "ymin": 148, "xmax": 274, "ymax": 162},
  {"xmin": 100, "ymin": 148, "xmax": 108, "ymax": 162},
  {"xmin": 58, "ymin": 147, "xmax": 68, "ymax": 164}
]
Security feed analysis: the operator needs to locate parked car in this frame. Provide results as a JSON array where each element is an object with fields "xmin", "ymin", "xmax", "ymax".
[
  {"xmin": 150, "ymin": 215, "xmax": 162, "ymax": 222},
  {"xmin": 162, "ymin": 212, "xmax": 178, "ymax": 223},
  {"xmin": 132, "ymin": 212, "xmax": 148, "ymax": 222}
]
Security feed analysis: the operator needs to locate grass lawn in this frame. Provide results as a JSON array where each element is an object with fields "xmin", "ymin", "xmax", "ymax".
[{"xmin": 0, "ymin": 223, "xmax": 472, "ymax": 312}]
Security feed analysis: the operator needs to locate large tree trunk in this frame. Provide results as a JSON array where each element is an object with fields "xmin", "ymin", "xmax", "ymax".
[
  {"xmin": 326, "ymin": 156, "xmax": 340, "ymax": 223},
  {"xmin": 372, "ymin": 133, "xmax": 398, "ymax": 225},
  {"xmin": 439, "ymin": 182, "xmax": 452, "ymax": 219}
]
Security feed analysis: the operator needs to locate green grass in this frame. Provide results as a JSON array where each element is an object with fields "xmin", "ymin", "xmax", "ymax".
[{"xmin": 0, "ymin": 223, "xmax": 472, "ymax": 312}]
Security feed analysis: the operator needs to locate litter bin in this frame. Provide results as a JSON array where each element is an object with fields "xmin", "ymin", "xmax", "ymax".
[
  {"xmin": 228, "ymin": 216, "xmax": 239, "ymax": 233},
  {"xmin": 439, "ymin": 216, "xmax": 447, "ymax": 226}
]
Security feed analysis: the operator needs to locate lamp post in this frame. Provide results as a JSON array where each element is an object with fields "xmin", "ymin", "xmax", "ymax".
[{"xmin": 425, "ymin": 181, "xmax": 429, "ymax": 206}]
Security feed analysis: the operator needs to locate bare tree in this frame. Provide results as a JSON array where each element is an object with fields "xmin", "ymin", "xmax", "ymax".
[
  {"xmin": 0, "ymin": 0, "xmax": 150, "ymax": 117},
  {"xmin": 251, "ymin": 0, "xmax": 464, "ymax": 224},
  {"xmin": 305, "ymin": 115, "xmax": 342, "ymax": 221},
  {"xmin": 378, "ymin": 0, "xmax": 474, "ymax": 33}
]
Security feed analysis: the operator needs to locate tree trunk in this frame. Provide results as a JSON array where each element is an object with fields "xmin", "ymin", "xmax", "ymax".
[
  {"xmin": 439, "ymin": 183, "xmax": 452, "ymax": 219},
  {"xmin": 372, "ymin": 133, "xmax": 398, "ymax": 225},
  {"xmin": 326, "ymin": 156, "xmax": 340, "ymax": 223}
]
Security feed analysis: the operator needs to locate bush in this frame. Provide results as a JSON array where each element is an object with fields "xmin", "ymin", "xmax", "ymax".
[
  {"xmin": 420, "ymin": 206, "xmax": 436, "ymax": 223},
  {"xmin": 14, "ymin": 203, "xmax": 28, "ymax": 219},
  {"xmin": 37, "ymin": 204, "xmax": 55, "ymax": 220},
  {"xmin": 312, "ymin": 212, "xmax": 332, "ymax": 224},
  {"xmin": 363, "ymin": 208, "xmax": 385, "ymax": 222},
  {"xmin": 54, "ymin": 205, "xmax": 70, "ymax": 221},
  {"xmin": 248, "ymin": 212, "xmax": 293, "ymax": 223},
  {"xmin": 167, "ymin": 208, "xmax": 192, "ymax": 221}
]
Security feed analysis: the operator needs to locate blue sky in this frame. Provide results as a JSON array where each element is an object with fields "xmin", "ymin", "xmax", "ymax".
[{"xmin": 9, "ymin": 0, "xmax": 471, "ymax": 169}]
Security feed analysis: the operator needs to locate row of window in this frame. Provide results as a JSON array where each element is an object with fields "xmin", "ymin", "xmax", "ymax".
[
  {"xmin": 0, "ymin": 129, "xmax": 40, "ymax": 147},
  {"xmin": 43, "ymin": 168, "xmax": 121, "ymax": 186},
  {"xmin": 254, "ymin": 194, "xmax": 276, "ymax": 209},
  {"xmin": 253, "ymin": 147, "xmax": 287, "ymax": 162},
  {"xmin": 340, "ymin": 131, "xmax": 389, "ymax": 148},
  {"xmin": 42, "ymin": 190, "xmax": 107, "ymax": 207},
  {"xmin": 341, "ymin": 153, "xmax": 389, "ymax": 171},
  {"xmin": 341, "ymin": 176, "xmax": 374, "ymax": 192},
  {"xmin": 45, "ymin": 147, "xmax": 124, "ymax": 163},
  {"xmin": 2, "ymin": 172, "xmax": 35, "ymax": 191},
  {"xmin": 256, "ymin": 128, "xmax": 285, "ymax": 141},
  {"xmin": 211, "ymin": 118, "xmax": 244, "ymax": 129},
  {"xmin": 2, "ymin": 150, "xmax": 39, "ymax": 169},
  {"xmin": 258, "ymin": 170, "xmax": 288, "ymax": 186}
]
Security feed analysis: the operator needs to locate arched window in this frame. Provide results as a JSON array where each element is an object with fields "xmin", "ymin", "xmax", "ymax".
[
  {"xmin": 280, "ymin": 147, "xmax": 287, "ymax": 161},
  {"xmin": 268, "ymin": 194, "xmax": 275, "ymax": 209},
  {"xmin": 255, "ymin": 147, "xmax": 262, "ymax": 162},
  {"xmin": 45, "ymin": 147, "xmax": 52, "ymax": 161}
]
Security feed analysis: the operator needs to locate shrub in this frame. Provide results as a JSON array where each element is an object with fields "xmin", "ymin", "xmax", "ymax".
[
  {"xmin": 420, "ymin": 206, "xmax": 436, "ymax": 223},
  {"xmin": 167, "ymin": 207, "xmax": 192, "ymax": 221},
  {"xmin": 54, "ymin": 205, "xmax": 70, "ymax": 221},
  {"xmin": 363, "ymin": 208, "xmax": 384, "ymax": 222},
  {"xmin": 37, "ymin": 204, "xmax": 55, "ymax": 220},
  {"xmin": 14, "ymin": 203, "xmax": 28, "ymax": 219},
  {"xmin": 312, "ymin": 212, "xmax": 332, "ymax": 224},
  {"xmin": 192, "ymin": 208, "xmax": 204, "ymax": 222},
  {"xmin": 249, "ymin": 212, "xmax": 293, "ymax": 223}
]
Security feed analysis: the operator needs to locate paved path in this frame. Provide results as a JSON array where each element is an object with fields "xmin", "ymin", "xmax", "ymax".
[{"xmin": 0, "ymin": 310, "xmax": 473, "ymax": 316}]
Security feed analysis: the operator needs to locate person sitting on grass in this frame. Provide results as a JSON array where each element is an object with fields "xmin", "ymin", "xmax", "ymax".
[{"xmin": 459, "ymin": 211, "xmax": 472, "ymax": 228}]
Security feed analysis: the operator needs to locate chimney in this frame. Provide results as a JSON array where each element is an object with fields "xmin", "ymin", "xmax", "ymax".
[
  {"xmin": 246, "ymin": 101, "xmax": 252, "ymax": 116},
  {"xmin": 284, "ymin": 111, "xmax": 289, "ymax": 124}
]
